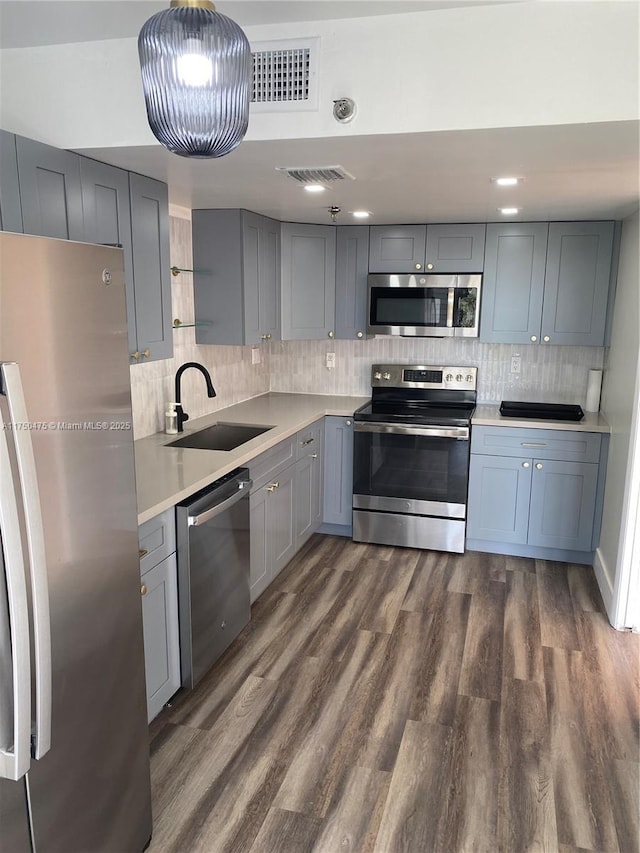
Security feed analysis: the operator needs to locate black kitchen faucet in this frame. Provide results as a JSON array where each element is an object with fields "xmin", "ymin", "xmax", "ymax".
[{"xmin": 174, "ymin": 362, "xmax": 216, "ymax": 432}]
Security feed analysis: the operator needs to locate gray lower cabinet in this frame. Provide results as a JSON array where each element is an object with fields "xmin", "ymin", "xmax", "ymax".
[
  {"xmin": 139, "ymin": 508, "xmax": 180, "ymax": 722},
  {"xmin": 480, "ymin": 221, "xmax": 614, "ymax": 346},
  {"xmin": 294, "ymin": 421, "xmax": 323, "ymax": 548},
  {"xmin": 0, "ymin": 130, "xmax": 22, "ymax": 232},
  {"xmin": 249, "ymin": 461, "xmax": 296, "ymax": 602},
  {"xmin": 467, "ymin": 426, "xmax": 604, "ymax": 558},
  {"xmin": 368, "ymin": 224, "xmax": 426, "ymax": 273},
  {"xmin": 281, "ymin": 223, "xmax": 336, "ymax": 340},
  {"xmin": 192, "ymin": 209, "xmax": 281, "ymax": 345},
  {"xmin": 129, "ymin": 173, "xmax": 173, "ymax": 362},
  {"xmin": 335, "ymin": 225, "xmax": 369, "ymax": 339},
  {"xmin": 15, "ymin": 135, "xmax": 84, "ymax": 241},
  {"xmin": 323, "ymin": 416, "xmax": 354, "ymax": 527}
]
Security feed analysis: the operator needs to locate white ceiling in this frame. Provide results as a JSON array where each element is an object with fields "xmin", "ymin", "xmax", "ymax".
[{"xmin": 2, "ymin": 0, "xmax": 639, "ymax": 224}]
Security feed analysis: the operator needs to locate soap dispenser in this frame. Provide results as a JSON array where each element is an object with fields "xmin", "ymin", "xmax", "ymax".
[{"xmin": 165, "ymin": 402, "xmax": 178, "ymax": 435}]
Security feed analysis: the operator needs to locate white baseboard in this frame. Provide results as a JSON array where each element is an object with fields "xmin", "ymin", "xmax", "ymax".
[{"xmin": 593, "ymin": 547, "xmax": 615, "ymax": 621}]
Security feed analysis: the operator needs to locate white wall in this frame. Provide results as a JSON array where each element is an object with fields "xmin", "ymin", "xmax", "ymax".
[
  {"xmin": 596, "ymin": 209, "xmax": 640, "ymax": 622},
  {"xmin": 1, "ymin": 1, "xmax": 638, "ymax": 149}
]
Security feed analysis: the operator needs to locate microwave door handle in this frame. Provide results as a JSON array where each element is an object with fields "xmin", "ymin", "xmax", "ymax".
[
  {"xmin": 0, "ymin": 405, "xmax": 32, "ymax": 781},
  {"xmin": 1, "ymin": 363, "xmax": 52, "ymax": 760},
  {"xmin": 446, "ymin": 288, "xmax": 455, "ymax": 328}
]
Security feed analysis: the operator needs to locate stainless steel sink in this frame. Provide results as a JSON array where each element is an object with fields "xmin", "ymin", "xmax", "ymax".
[{"xmin": 167, "ymin": 422, "xmax": 273, "ymax": 451}]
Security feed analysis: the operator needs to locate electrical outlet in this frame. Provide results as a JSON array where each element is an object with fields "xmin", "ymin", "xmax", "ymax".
[
  {"xmin": 251, "ymin": 347, "xmax": 261, "ymax": 365},
  {"xmin": 510, "ymin": 355, "xmax": 521, "ymax": 374},
  {"xmin": 326, "ymin": 352, "xmax": 336, "ymax": 370}
]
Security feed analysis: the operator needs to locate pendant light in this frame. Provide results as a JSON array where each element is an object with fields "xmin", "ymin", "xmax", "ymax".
[{"xmin": 138, "ymin": 0, "xmax": 252, "ymax": 158}]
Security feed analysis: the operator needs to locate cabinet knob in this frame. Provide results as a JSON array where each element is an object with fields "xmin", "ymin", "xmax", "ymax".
[
  {"xmin": 543, "ymin": 335, "xmax": 550, "ymax": 343},
  {"xmin": 535, "ymin": 462, "xmax": 544, "ymax": 470},
  {"xmin": 522, "ymin": 461, "xmax": 530, "ymax": 468},
  {"xmin": 139, "ymin": 548, "xmax": 148, "ymax": 559},
  {"xmin": 345, "ymin": 419, "xmax": 352, "ymax": 426},
  {"xmin": 131, "ymin": 351, "xmax": 141, "ymax": 361},
  {"xmin": 142, "ymin": 348, "xmax": 151, "ymax": 358},
  {"xmin": 426, "ymin": 263, "xmax": 434, "ymax": 270},
  {"xmin": 261, "ymin": 333, "xmax": 272, "ymax": 341},
  {"xmin": 309, "ymin": 452, "xmax": 318, "ymax": 459},
  {"xmin": 140, "ymin": 584, "xmax": 148, "ymax": 596},
  {"xmin": 266, "ymin": 481, "xmax": 279, "ymax": 492},
  {"xmin": 415, "ymin": 263, "xmax": 422, "ymax": 270},
  {"xmin": 328, "ymin": 331, "xmax": 335, "ymax": 338},
  {"xmin": 356, "ymin": 331, "xmax": 363, "ymax": 339},
  {"xmin": 530, "ymin": 335, "xmax": 537, "ymax": 342}
]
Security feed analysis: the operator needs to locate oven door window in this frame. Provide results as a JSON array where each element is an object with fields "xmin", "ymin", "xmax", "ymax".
[
  {"xmin": 369, "ymin": 287, "xmax": 450, "ymax": 327},
  {"xmin": 353, "ymin": 430, "xmax": 470, "ymax": 504}
]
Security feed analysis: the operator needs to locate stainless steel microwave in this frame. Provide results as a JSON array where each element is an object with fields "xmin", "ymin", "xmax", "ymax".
[{"xmin": 367, "ymin": 273, "xmax": 482, "ymax": 338}]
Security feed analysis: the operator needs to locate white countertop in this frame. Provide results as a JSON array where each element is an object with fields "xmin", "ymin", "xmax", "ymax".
[
  {"xmin": 134, "ymin": 392, "xmax": 368, "ymax": 524},
  {"xmin": 472, "ymin": 404, "xmax": 611, "ymax": 433}
]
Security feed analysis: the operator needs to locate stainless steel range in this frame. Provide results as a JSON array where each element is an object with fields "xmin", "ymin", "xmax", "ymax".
[{"xmin": 352, "ymin": 364, "xmax": 477, "ymax": 553}]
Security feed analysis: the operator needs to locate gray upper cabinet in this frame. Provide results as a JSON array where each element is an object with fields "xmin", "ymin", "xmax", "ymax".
[
  {"xmin": 425, "ymin": 224, "xmax": 486, "ymax": 272},
  {"xmin": 193, "ymin": 209, "xmax": 281, "ymax": 345},
  {"xmin": 480, "ymin": 222, "xmax": 549, "ymax": 344},
  {"xmin": 335, "ymin": 225, "xmax": 369, "ymax": 340},
  {"xmin": 281, "ymin": 223, "xmax": 336, "ymax": 340},
  {"xmin": 129, "ymin": 173, "xmax": 173, "ymax": 362},
  {"xmin": 368, "ymin": 224, "xmax": 426, "ymax": 272},
  {"xmin": 481, "ymin": 220, "xmax": 614, "ymax": 347},
  {"xmin": 15, "ymin": 135, "xmax": 84, "ymax": 241},
  {"xmin": 80, "ymin": 158, "xmax": 138, "ymax": 359},
  {"xmin": 0, "ymin": 130, "xmax": 23, "ymax": 233},
  {"xmin": 541, "ymin": 221, "xmax": 614, "ymax": 346}
]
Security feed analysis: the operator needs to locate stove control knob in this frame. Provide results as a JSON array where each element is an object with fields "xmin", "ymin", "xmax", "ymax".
[
  {"xmin": 455, "ymin": 373, "xmax": 463, "ymax": 382},
  {"xmin": 445, "ymin": 373, "xmax": 453, "ymax": 382},
  {"xmin": 374, "ymin": 371, "xmax": 382, "ymax": 380},
  {"xmin": 383, "ymin": 372, "xmax": 391, "ymax": 380},
  {"xmin": 466, "ymin": 374, "xmax": 474, "ymax": 383}
]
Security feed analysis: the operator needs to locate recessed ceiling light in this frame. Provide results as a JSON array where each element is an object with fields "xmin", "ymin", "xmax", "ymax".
[
  {"xmin": 499, "ymin": 207, "xmax": 521, "ymax": 216},
  {"xmin": 304, "ymin": 184, "xmax": 326, "ymax": 193},
  {"xmin": 352, "ymin": 210, "xmax": 371, "ymax": 219},
  {"xmin": 492, "ymin": 177, "xmax": 522, "ymax": 186}
]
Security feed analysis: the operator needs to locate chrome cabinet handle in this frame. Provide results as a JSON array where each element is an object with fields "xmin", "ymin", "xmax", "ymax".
[
  {"xmin": 301, "ymin": 437, "xmax": 314, "ymax": 446},
  {"xmin": 139, "ymin": 548, "xmax": 148, "ymax": 559},
  {"xmin": 535, "ymin": 462, "xmax": 544, "ymax": 470},
  {"xmin": 522, "ymin": 462, "xmax": 530, "ymax": 468},
  {"xmin": 426, "ymin": 263, "xmax": 434, "ymax": 270},
  {"xmin": 142, "ymin": 348, "xmax": 151, "ymax": 358},
  {"xmin": 328, "ymin": 331, "xmax": 335, "ymax": 338},
  {"xmin": 521, "ymin": 443, "xmax": 546, "ymax": 448},
  {"xmin": 415, "ymin": 263, "xmax": 422, "ymax": 270},
  {"xmin": 543, "ymin": 335, "xmax": 550, "ymax": 343},
  {"xmin": 309, "ymin": 453, "xmax": 318, "ymax": 459},
  {"xmin": 530, "ymin": 336, "xmax": 537, "ymax": 342},
  {"xmin": 141, "ymin": 584, "xmax": 148, "ymax": 596},
  {"xmin": 356, "ymin": 331, "xmax": 363, "ymax": 339},
  {"xmin": 1, "ymin": 362, "xmax": 51, "ymax": 761},
  {"xmin": 131, "ymin": 351, "xmax": 141, "ymax": 361},
  {"xmin": 345, "ymin": 419, "xmax": 352, "ymax": 426},
  {"xmin": 266, "ymin": 481, "xmax": 279, "ymax": 493}
]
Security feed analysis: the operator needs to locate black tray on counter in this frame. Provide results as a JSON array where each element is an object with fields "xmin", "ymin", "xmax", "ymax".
[{"xmin": 499, "ymin": 401, "xmax": 585, "ymax": 421}]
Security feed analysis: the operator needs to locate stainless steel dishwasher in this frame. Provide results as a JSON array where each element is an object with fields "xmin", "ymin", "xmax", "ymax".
[{"xmin": 176, "ymin": 468, "xmax": 252, "ymax": 689}]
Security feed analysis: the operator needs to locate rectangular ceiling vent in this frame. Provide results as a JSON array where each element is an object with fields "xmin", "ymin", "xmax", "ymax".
[
  {"xmin": 250, "ymin": 38, "xmax": 319, "ymax": 112},
  {"xmin": 276, "ymin": 166, "xmax": 356, "ymax": 185}
]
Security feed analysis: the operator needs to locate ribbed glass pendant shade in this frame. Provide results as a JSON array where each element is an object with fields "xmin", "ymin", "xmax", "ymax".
[{"xmin": 138, "ymin": 0, "xmax": 252, "ymax": 158}]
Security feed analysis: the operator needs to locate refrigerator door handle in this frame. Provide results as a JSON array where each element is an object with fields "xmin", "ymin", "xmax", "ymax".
[
  {"xmin": 0, "ymin": 403, "xmax": 32, "ymax": 781},
  {"xmin": 1, "ymin": 362, "xmax": 52, "ymax": 759}
]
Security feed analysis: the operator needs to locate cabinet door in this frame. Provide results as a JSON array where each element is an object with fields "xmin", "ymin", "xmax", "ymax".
[
  {"xmin": 480, "ymin": 223, "xmax": 549, "ymax": 344},
  {"xmin": 467, "ymin": 455, "xmax": 531, "ymax": 544},
  {"xmin": 528, "ymin": 460, "xmax": 599, "ymax": 551},
  {"xmin": 243, "ymin": 211, "xmax": 280, "ymax": 344},
  {"xmin": 368, "ymin": 225, "xmax": 426, "ymax": 273},
  {"xmin": 281, "ymin": 223, "xmax": 336, "ymax": 340},
  {"xmin": 129, "ymin": 173, "xmax": 173, "ymax": 362},
  {"xmin": 269, "ymin": 463, "xmax": 296, "ymax": 577},
  {"xmin": 0, "ymin": 130, "xmax": 23, "ymax": 232},
  {"xmin": 541, "ymin": 221, "xmax": 614, "ymax": 346},
  {"xmin": 249, "ymin": 487, "xmax": 270, "ymax": 603},
  {"xmin": 295, "ymin": 443, "xmax": 323, "ymax": 550},
  {"xmin": 425, "ymin": 224, "xmax": 485, "ymax": 273},
  {"xmin": 323, "ymin": 416, "xmax": 354, "ymax": 526},
  {"xmin": 16, "ymin": 135, "xmax": 84, "ymax": 240},
  {"xmin": 80, "ymin": 158, "xmax": 138, "ymax": 358},
  {"xmin": 141, "ymin": 554, "xmax": 180, "ymax": 722},
  {"xmin": 335, "ymin": 225, "xmax": 369, "ymax": 339}
]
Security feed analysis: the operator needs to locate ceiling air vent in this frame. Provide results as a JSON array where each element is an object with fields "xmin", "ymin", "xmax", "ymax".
[
  {"xmin": 251, "ymin": 38, "xmax": 319, "ymax": 112},
  {"xmin": 276, "ymin": 165, "xmax": 356, "ymax": 185}
]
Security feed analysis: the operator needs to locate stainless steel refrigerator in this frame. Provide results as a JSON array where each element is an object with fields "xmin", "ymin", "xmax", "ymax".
[{"xmin": 0, "ymin": 233, "xmax": 152, "ymax": 852}]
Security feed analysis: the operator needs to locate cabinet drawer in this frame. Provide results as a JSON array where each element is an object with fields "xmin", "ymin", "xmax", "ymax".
[
  {"xmin": 296, "ymin": 420, "xmax": 323, "ymax": 460},
  {"xmin": 471, "ymin": 425, "xmax": 601, "ymax": 463},
  {"xmin": 139, "ymin": 508, "xmax": 176, "ymax": 576},
  {"xmin": 249, "ymin": 436, "xmax": 296, "ymax": 492}
]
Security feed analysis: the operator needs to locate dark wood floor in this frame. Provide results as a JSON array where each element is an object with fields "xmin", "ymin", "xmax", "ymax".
[{"xmin": 148, "ymin": 535, "xmax": 639, "ymax": 853}]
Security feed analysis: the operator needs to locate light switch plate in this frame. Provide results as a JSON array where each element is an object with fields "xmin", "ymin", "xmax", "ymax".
[{"xmin": 326, "ymin": 352, "xmax": 336, "ymax": 370}]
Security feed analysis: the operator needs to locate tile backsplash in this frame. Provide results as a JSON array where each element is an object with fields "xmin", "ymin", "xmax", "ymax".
[{"xmin": 130, "ymin": 209, "xmax": 605, "ymax": 438}]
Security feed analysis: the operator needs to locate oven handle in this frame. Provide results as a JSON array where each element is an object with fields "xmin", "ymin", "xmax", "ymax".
[{"xmin": 354, "ymin": 422, "xmax": 469, "ymax": 440}]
